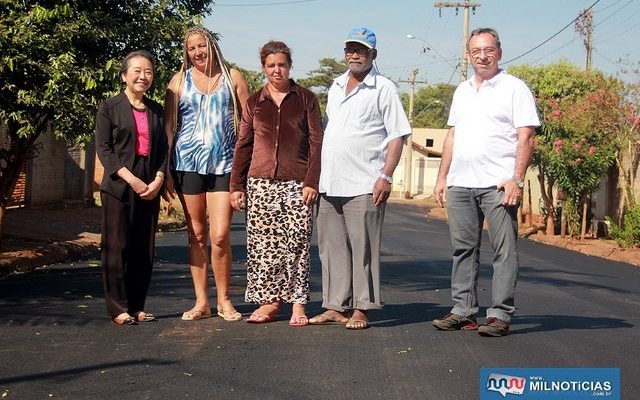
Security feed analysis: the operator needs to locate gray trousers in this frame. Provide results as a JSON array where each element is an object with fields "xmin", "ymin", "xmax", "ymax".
[
  {"xmin": 446, "ymin": 186, "xmax": 519, "ymax": 322},
  {"xmin": 316, "ymin": 194, "xmax": 385, "ymax": 311}
]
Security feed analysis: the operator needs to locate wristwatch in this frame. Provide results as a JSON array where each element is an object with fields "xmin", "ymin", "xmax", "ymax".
[
  {"xmin": 512, "ymin": 176, "xmax": 524, "ymax": 189},
  {"xmin": 379, "ymin": 173, "xmax": 393, "ymax": 184}
]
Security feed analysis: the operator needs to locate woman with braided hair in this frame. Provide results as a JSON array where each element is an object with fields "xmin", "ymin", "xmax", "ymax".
[{"xmin": 164, "ymin": 26, "xmax": 250, "ymax": 321}]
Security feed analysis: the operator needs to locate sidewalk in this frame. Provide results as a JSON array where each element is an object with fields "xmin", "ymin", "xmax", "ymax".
[
  {"xmin": 1, "ymin": 198, "xmax": 638, "ymax": 275},
  {"xmin": 0, "ymin": 205, "xmax": 182, "ymax": 275},
  {"xmin": 419, "ymin": 199, "xmax": 640, "ymax": 267}
]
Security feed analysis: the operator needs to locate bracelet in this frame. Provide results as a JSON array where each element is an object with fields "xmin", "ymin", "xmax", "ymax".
[
  {"xmin": 155, "ymin": 172, "xmax": 165, "ymax": 181},
  {"xmin": 379, "ymin": 173, "xmax": 393, "ymax": 184}
]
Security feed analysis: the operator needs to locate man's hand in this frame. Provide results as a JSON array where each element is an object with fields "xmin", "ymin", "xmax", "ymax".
[
  {"xmin": 497, "ymin": 178, "xmax": 522, "ymax": 207},
  {"xmin": 433, "ymin": 179, "xmax": 447, "ymax": 208},
  {"xmin": 372, "ymin": 178, "xmax": 391, "ymax": 207}
]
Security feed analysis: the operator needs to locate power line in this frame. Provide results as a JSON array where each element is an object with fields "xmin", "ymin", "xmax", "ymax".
[
  {"xmin": 594, "ymin": 0, "xmax": 634, "ymax": 27},
  {"xmin": 215, "ymin": 0, "xmax": 322, "ymax": 6},
  {"xmin": 593, "ymin": 0, "xmax": 623, "ymax": 13},
  {"xmin": 381, "ymin": 58, "xmax": 459, "ymax": 71},
  {"xmin": 595, "ymin": 10, "xmax": 640, "ymax": 44},
  {"xmin": 593, "ymin": 48, "xmax": 621, "ymax": 67},
  {"xmin": 528, "ymin": 37, "xmax": 579, "ymax": 65},
  {"xmin": 502, "ymin": 0, "xmax": 601, "ymax": 65}
]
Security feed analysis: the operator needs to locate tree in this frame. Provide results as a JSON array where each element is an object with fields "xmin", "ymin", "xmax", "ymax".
[
  {"xmin": 613, "ymin": 59, "xmax": 640, "ymax": 218},
  {"xmin": 509, "ymin": 61, "xmax": 622, "ymax": 238},
  {"xmin": 401, "ymin": 83, "xmax": 455, "ymax": 128},
  {"xmin": 539, "ymin": 89, "xmax": 618, "ymax": 238},
  {"xmin": 231, "ymin": 64, "xmax": 264, "ymax": 95},
  {"xmin": 297, "ymin": 58, "xmax": 347, "ymax": 114},
  {"xmin": 0, "ymin": 0, "xmax": 213, "ymax": 245}
]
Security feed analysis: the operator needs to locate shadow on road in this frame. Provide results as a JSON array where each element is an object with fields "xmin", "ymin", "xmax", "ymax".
[
  {"xmin": 0, "ymin": 359, "xmax": 177, "ymax": 385},
  {"xmin": 511, "ymin": 315, "xmax": 634, "ymax": 334}
]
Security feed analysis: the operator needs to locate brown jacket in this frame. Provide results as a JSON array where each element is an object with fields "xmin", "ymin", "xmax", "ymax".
[{"xmin": 230, "ymin": 80, "xmax": 323, "ymax": 192}]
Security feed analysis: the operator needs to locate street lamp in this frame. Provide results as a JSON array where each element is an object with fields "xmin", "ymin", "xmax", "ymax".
[{"xmin": 406, "ymin": 34, "xmax": 455, "ymax": 68}]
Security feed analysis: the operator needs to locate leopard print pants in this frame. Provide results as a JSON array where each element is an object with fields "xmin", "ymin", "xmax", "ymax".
[{"xmin": 244, "ymin": 178, "xmax": 312, "ymax": 304}]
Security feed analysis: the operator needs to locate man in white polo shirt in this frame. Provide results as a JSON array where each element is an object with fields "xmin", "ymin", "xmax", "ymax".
[
  {"xmin": 309, "ymin": 27, "xmax": 411, "ymax": 330},
  {"xmin": 432, "ymin": 27, "xmax": 540, "ymax": 337}
]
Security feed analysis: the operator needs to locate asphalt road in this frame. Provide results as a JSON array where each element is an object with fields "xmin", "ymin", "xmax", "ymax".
[{"xmin": 1, "ymin": 202, "xmax": 638, "ymax": 399}]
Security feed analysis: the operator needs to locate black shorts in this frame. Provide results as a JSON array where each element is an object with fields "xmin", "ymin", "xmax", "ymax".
[{"xmin": 172, "ymin": 171, "xmax": 231, "ymax": 195}]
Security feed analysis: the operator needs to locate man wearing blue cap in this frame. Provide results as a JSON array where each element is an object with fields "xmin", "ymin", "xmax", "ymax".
[{"xmin": 310, "ymin": 27, "xmax": 411, "ymax": 329}]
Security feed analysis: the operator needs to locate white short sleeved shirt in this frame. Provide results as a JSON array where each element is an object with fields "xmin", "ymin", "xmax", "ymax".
[
  {"xmin": 320, "ymin": 69, "xmax": 411, "ymax": 196},
  {"xmin": 446, "ymin": 70, "xmax": 540, "ymax": 188}
]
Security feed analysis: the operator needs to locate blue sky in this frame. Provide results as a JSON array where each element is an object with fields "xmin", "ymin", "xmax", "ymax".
[{"xmin": 205, "ymin": 0, "xmax": 640, "ymax": 90}]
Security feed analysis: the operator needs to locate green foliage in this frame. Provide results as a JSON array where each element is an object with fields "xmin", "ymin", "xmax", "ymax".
[
  {"xmin": 298, "ymin": 58, "xmax": 347, "ymax": 114},
  {"xmin": 401, "ymin": 83, "xmax": 455, "ymax": 128},
  {"xmin": 608, "ymin": 203, "xmax": 640, "ymax": 248},
  {"xmin": 230, "ymin": 63, "xmax": 264, "ymax": 95},
  {"xmin": 0, "ymin": 0, "xmax": 213, "ymax": 210},
  {"xmin": 1, "ymin": 0, "xmax": 212, "ymax": 142}
]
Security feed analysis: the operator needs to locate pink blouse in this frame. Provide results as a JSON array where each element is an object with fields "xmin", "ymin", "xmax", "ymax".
[{"xmin": 133, "ymin": 108, "xmax": 150, "ymax": 156}]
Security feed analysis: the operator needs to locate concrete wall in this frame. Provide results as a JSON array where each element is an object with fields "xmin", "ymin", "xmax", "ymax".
[
  {"xmin": 393, "ymin": 128, "xmax": 447, "ymax": 197},
  {"xmin": 392, "ymin": 127, "xmax": 552, "ymax": 220},
  {"xmin": 65, "ymin": 145, "xmax": 85, "ymax": 200}
]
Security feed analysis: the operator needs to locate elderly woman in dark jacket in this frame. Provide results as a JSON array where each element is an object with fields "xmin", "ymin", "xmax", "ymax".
[{"xmin": 95, "ymin": 50, "xmax": 168, "ymax": 325}]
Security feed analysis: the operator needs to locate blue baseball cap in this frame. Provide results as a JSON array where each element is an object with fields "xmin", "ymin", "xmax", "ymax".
[{"xmin": 345, "ymin": 27, "xmax": 376, "ymax": 49}]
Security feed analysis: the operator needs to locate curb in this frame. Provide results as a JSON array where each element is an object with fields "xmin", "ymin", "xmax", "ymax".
[
  {"xmin": 0, "ymin": 219, "xmax": 184, "ymax": 276},
  {"xmin": 0, "ymin": 240, "xmax": 99, "ymax": 275}
]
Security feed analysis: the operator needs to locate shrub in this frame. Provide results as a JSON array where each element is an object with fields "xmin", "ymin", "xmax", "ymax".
[{"xmin": 608, "ymin": 203, "xmax": 640, "ymax": 248}]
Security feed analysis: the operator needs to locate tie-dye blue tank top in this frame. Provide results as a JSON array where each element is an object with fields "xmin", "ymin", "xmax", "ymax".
[{"xmin": 173, "ymin": 68, "xmax": 235, "ymax": 175}]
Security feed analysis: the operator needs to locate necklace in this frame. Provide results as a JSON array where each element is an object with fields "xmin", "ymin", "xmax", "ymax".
[
  {"xmin": 194, "ymin": 69, "xmax": 222, "ymax": 94},
  {"xmin": 131, "ymin": 103, "xmax": 146, "ymax": 112}
]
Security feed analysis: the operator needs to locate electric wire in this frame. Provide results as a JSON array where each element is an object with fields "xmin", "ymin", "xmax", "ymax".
[
  {"xmin": 502, "ymin": 0, "xmax": 601, "ymax": 65},
  {"xmin": 215, "ymin": 0, "xmax": 321, "ymax": 6}
]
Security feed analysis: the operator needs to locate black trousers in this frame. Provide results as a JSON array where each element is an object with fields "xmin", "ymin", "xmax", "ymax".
[{"xmin": 101, "ymin": 156, "xmax": 160, "ymax": 318}]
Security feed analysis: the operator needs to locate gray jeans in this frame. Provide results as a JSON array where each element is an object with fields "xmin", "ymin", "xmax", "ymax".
[{"xmin": 446, "ymin": 186, "xmax": 519, "ymax": 322}]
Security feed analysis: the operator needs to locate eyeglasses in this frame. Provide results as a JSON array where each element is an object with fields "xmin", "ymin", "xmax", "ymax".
[
  {"xmin": 344, "ymin": 47, "xmax": 370, "ymax": 57},
  {"xmin": 469, "ymin": 47, "xmax": 497, "ymax": 58}
]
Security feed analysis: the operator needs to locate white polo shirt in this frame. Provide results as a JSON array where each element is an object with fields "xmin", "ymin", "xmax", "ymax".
[
  {"xmin": 447, "ymin": 70, "xmax": 540, "ymax": 188},
  {"xmin": 320, "ymin": 68, "xmax": 411, "ymax": 196}
]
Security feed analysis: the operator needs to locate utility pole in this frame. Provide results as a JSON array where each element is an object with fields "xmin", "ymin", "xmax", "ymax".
[
  {"xmin": 434, "ymin": 1, "xmax": 481, "ymax": 82},
  {"xmin": 575, "ymin": 8, "xmax": 593, "ymax": 70},
  {"xmin": 398, "ymin": 69, "xmax": 428, "ymax": 198}
]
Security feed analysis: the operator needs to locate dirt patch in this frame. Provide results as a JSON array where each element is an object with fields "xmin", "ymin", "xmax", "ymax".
[{"xmin": 411, "ymin": 198, "xmax": 640, "ymax": 267}]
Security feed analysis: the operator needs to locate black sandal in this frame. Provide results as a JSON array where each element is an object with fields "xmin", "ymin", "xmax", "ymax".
[
  {"xmin": 112, "ymin": 315, "xmax": 137, "ymax": 325},
  {"xmin": 134, "ymin": 312, "xmax": 156, "ymax": 322}
]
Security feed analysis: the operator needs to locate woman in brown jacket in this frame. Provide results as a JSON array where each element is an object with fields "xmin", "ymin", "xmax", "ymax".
[{"xmin": 230, "ymin": 41, "xmax": 323, "ymax": 326}]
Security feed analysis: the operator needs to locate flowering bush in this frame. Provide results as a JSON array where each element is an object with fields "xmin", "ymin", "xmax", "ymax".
[{"xmin": 535, "ymin": 90, "xmax": 618, "ymax": 237}]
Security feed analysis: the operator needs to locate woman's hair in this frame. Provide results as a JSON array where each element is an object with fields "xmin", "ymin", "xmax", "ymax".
[
  {"xmin": 259, "ymin": 41, "xmax": 292, "ymax": 67},
  {"xmin": 119, "ymin": 50, "xmax": 156, "ymax": 76},
  {"xmin": 172, "ymin": 27, "xmax": 240, "ymax": 135}
]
